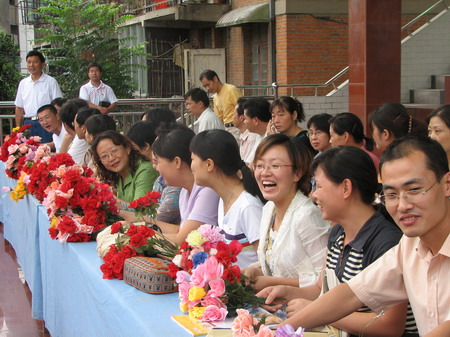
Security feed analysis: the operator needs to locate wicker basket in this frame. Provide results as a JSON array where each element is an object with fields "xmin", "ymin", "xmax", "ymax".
[{"xmin": 123, "ymin": 256, "xmax": 177, "ymax": 294}]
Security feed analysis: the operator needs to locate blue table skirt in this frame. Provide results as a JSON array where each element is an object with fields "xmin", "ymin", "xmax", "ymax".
[{"xmin": 0, "ymin": 167, "xmax": 190, "ymax": 337}]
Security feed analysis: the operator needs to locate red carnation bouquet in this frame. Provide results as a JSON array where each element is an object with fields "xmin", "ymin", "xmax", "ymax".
[
  {"xmin": 43, "ymin": 164, "xmax": 119, "ymax": 242},
  {"xmin": 100, "ymin": 191, "xmax": 178, "ymax": 279},
  {"xmin": 169, "ymin": 225, "xmax": 265, "ymax": 321}
]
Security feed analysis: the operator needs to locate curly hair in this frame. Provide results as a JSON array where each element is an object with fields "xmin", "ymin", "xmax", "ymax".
[{"xmin": 91, "ymin": 130, "xmax": 148, "ymax": 188}]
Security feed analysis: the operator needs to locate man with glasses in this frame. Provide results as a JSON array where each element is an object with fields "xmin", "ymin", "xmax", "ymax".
[
  {"xmin": 259, "ymin": 137, "xmax": 450, "ymax": 336},
  {"xmin": 36, "ymin": 104, "xmax": 66, "ymax": 152}
]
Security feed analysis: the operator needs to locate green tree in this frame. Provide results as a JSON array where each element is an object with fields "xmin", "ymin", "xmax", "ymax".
[
  {"xmin": 0, "ymin": 29, "xmax": 22, "ymax": 101},
  {"xmin": 34, "ymin": 0, "xmax": 149, "ymax": 99}
]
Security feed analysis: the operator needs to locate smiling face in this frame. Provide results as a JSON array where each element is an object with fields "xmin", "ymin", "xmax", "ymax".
[
  {"xmin": 311, "ymin": 166, "xmax": 345, "ymax": 222},
  {"xmin": 428, "ymin": 116, "xmax": 450, "ymax": 155},
  {"xmin": 26, "ymin": 55, "xmax": 44, "ymax": 77},
  {"xmin": 254, "ymin": 144, "xmax": 300, "ymax": 205},
  {"xmin": 190, "ymin": 153, "xmax": 211, "ymax": 187},
  {"xmin": 381, "ymin": 151, "xmax": 450, "ymax": 242},
  {"xmin": 308, "ymin": 125, "xmax": 331, "ymax": 152},
  {"xmin": 37, "ymin": 108, "xmax": 61, "ymax": 134},
  {"xmin": 152, "ymin": 153, "xmax": 179, "ymax": 186},
  {"xmin": 96, "ymin": 138, "xmax": 130, "ymax": 177},
  {"xmin": 271, "ymin": 105, "xmax": 297, "ymax": 134}
]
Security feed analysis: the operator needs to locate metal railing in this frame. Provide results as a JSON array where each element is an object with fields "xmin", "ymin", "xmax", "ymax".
[{"xmin": 402, "ymin": 0, "xmax": 449, "ymax": 34}]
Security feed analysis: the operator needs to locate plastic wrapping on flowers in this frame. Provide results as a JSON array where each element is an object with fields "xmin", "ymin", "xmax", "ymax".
[{"xmin": 169, "ymin": 225, "xmax": 266, "ymax": 322}]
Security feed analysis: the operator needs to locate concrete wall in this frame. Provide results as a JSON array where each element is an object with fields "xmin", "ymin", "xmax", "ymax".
[{"xmin": 401, "ymin": 9, "xmax": 450, "ymax": 103}]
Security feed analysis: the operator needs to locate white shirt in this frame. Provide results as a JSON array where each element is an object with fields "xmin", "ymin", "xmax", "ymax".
[
  {"xmin": 193, "ymin": 107, "xmax": 224, "ymax": 134},
  {"xmin": 15, "ymin": 73, "xmax": 62, "ymax": 118},
  {"xmin": 244, "ymin": 133, "xmax": 264, "ymax": 164},
  {"xmin": 239, "ymin": 130, "xmax": 259, "ymax": 162},
  {"xmin": 79, "ymin": 81, "xmax": 118, "ymax": 106},
  {"xmin": 68, "ymin": 136, "xmax": 89, "ymax": 165},
  {"xmin": 218, "ymin": 191, "xmax": 263, "ymax": 269},
  {"xmin": 52, "ymin": 124, "xmax": 67, "ymax": 153}
]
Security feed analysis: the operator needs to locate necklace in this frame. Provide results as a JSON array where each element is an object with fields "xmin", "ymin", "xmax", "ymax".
[{"xmin": 223, "ymin": 181, "xmax": 241, "ymax": 214}]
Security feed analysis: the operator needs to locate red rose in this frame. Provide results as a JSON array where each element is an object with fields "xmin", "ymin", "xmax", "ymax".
[
  {"xmin": 100, "ymin": 262, "xmax": 115, "ymax": 279},
  {"xmin": 67, "ymin": 233, "xmax": 90, "ymax": 242},
  {"xmin": 129, "ymin": 234, "xmax": 147, "ymax": 247},
  {"xmin": 121, "ymin": 245, "xmax": 137, "ymax": 258},
  {"xmin": 137, "ymin": 225, "xmax": 155, "ymax": 239},
  {"xmin": 168, "ymin": 262, "xmax": 181, "ymax": 279},
  {"xmin": 48, "ymin": 227, "xmax": 59, "ymax": 239},
  {"xmin": 110, "ymin": 222, "xmax": 122, "ymax": 234},
  {"xmin": 126, "ymin": 224, "xmax": 138, "ymax": 236}
]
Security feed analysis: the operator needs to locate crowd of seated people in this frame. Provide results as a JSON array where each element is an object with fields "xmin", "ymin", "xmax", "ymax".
[{"xmin": 29, "ymin": 87, "xmax": 450, "ymax": 336}]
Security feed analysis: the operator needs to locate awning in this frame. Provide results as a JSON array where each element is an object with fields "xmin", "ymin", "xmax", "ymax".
[{"xmin": 216, "ymin": 3, "xmax": 269, "ymax": 28}]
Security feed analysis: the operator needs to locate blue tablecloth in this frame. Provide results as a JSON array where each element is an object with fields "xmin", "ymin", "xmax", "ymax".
[{"xmin": 0, "ymin": 166, "xmax": 190, "ymax": 337}]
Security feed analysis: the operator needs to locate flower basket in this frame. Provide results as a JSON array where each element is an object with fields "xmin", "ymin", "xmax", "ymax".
[{"xmin": 123, "ymin": 256, "xmax": 178, "ymax": 294}]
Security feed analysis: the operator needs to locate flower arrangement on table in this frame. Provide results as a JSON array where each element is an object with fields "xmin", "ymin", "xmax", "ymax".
[
  {"xmin": 0, "ymin": 125, "xmax": 43, "ymax": 179},
  {"xmin": 42, "ymin": 161, "xmax": 119, "ymax": 242},
  {"xmin": 100, "ymin": 191, "xmax": 178, "ymax": 280},
  {"xmin": 232, "ymin": 309, "xmax": 305, "ymax": 337},
  {"xmin": 169, "ymin": 225, "xmax": 266, "ymax": 322}
]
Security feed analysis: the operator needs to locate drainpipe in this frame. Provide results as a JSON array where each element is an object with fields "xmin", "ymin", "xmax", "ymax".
[{"xmin": 269, "ymin": 0, "xmax": 276, "ymax": 87}]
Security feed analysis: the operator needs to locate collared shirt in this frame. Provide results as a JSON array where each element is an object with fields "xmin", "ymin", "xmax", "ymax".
[
  {"xmin": 193, "ymin": 107, "xmax": 224, "ymax": 134},
  {"xmin": 116, "ymin": 160, "xmax": 158, "ymax": 202},
  {"xmin": 79, "ymin": 81, "xmax": 118, "ymax": 106},
  {"xmin": 52, "ymin": 124, "xmax": 67, "ymax": 153},
  {"xmin": 67, "ymin": 136, "xmax": 89, "ymax": 166},
  {"xmin": 15, "ymin": 73, "xmax": 62, "ymax": 117},
  {"xmin": 212, "ymin": 83, "xmax": 243, "ymax": 124},
  {"xmin": 244, "ymin": 133, "xmax": 264, "ymax": 164},
  {"xmin": 348, "ymin": 232, "xmax": 450, "ymax": 336},
  {"xmin": 239, "ymin": 130, "xmax": 259, "ymax": 162}
]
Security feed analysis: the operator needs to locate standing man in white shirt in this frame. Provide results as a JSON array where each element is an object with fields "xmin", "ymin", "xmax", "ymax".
[
  {"xmin": 79, "ymin": 62, "xmax": 118, "ymax": 114},
  {"xmin": 36, "ymin": 104, "xmax": 66, "ymax": 152},
  {"xmin": 15, "ymin": 50, "xmax": 62, "ymax": 143},
  {"xmin": 184, "ymin": 87, "xmax": 224, "ymax": 134}
]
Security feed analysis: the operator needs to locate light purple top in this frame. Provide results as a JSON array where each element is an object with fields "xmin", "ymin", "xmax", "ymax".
[{"xmin": 179, "ymin": 184, "xmax": 219, "ymax": 227}]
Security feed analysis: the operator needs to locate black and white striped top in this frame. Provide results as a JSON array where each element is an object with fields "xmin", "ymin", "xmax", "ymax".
[{"xmin": 326, "ymin": 211, "xmax": 418, "ymax": 335}]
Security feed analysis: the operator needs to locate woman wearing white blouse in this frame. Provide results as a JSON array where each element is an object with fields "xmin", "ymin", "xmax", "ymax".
[{"xmin": 243, "ymin": 134, "xmax": 329, "ymax": 291}]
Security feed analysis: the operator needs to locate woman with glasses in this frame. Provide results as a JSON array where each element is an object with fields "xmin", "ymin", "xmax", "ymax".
[
  {"xmin": 92, "ymin": 130, "xmax": 158, "ymax": 205},
  {"xmin": 306, "ymin": 113, "xmax": 332, "ymax": 156},
  {"xmin": 190, "ymin": 129, "xmax": 264, "ymax": 268},
  {"xmin": 242, "ymin": 134, "xmax": 329, "ymax": 291},
  {"xmin": 258, "ymin": 146, "xmax": 416, "ymax": 336}
]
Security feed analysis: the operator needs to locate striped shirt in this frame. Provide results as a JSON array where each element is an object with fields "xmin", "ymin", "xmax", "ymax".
[{"xmin": 326, "ymin": 211, "xmax": 417, "ymax": 335}]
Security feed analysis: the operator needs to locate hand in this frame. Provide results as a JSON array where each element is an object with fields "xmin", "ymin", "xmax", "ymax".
[
  {"xmin": 266, "ymin": 120, "xmax": 275, "ymax": 135},
  {"xmin": 98, "ymin": 106, "xmax": 109, "ymax": 114},
  {"xmin": 286, "ymin": 298, "xmax": 312, "ymax": 318},
  {"xmin": 241, "ymin": 267, "xmax": 263, "ymax": 286},
  {"xmin": 256, "ymin": 285, "xmax": 291, "ymax": 305},
  {"xmin": 252, "ymin": 275, "xmax": 277, "ymax": 292}
]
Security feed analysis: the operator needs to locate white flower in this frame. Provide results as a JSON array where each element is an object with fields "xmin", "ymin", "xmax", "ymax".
[{"xmin": 172, "ymin": 254, "xmax": 182, "ymax": 267}]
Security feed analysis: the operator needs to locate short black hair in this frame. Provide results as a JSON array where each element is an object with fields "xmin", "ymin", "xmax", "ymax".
[
  {"xmin": 329, "ymin": 112, "xmax": 374, "ymax": 151},
  {"xmin": 243, "ymin": 97, "xmax": 271, "ymax": 123},
  {"xmin": 37, "ymin": 104, "xmax": 57, "ymax": 116},
  {"xmin": 307, "ymin": 113, "xmax": 333, "ymax": 135},
  {"xmin": 199, "ymin": 69, "xmax": 219, "ymax": 82},
  {"xmin": 184, "ymin": 87, "xmax": 210, "ymax": 108},
  {"xmin": 312, "ymin": 146, "xmax": 378, "ymax": 205},
  {"xmin": 85, "ymin": 114, "xmax": 116, "ymax": 137},
  {"xmin": 51, "ymin": 97, "xmax": 68, "ymax": 107},
  {"xmin": 141, "ymin": 108, "xmax": 177, "ymax": 130},
  {"xmin": 126, "ymin": 121, "xmax": 157, "ymax": 149},
  {"xmin": 87, "ymin": 62, "xmax": 102, "ymax": 73},
  {"xmin": 58, "ymin": 98, "xmax": 88, "ymax": 131},
  {"xmin": 153, "ymin": 123, "xmax": 195, "ymax": 165},
  {"xmin": 236, "ymin": 97, "xmax": 247, "ymax": 116},
  {"xmin": 26, "ymin": 50, "xmax": 45, "ymax": 63},
  {"xmin": 380, "ymin": 136, "xmax": 449, "ymax": 181},
  {"xmin": 75, "ymin": 107, "xmax": 101, "ymax": 126}
]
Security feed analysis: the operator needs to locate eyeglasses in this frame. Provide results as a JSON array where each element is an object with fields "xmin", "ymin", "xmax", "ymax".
[
  {"xmin": 99, "ymin": 146, "xmax": 121, "ymax": 162},
  {"xmin": 379, "ymin": 181, "xmax": 438, "ymax": 206},
  {"xmin": 308, "ymin": 130, "xmax": 323, "ymax": 137},
  {"xmin": 253, "ymin": 163, "xmax": 293, "ymax": 172},
  {"xmin": 38, "ymin": 115, "xmax": 52, "ymax": 123}
]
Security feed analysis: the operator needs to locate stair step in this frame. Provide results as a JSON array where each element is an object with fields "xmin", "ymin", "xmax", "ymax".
[
  {"xmin": 431, "ymin": 75, "xmax": 450, "ymax": 89},
  {"xmin": 410, "ymin": 89, "xmax": 445, "ymax": 105}
]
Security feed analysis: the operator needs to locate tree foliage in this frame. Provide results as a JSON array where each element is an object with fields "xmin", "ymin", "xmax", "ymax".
[
  {"xmin": 34, "ymin": 0, "xmax": 149, "ymax": 99},
  {"xmin": 0, "ymin": 30, "xmax": 22, "ymax": 101}
]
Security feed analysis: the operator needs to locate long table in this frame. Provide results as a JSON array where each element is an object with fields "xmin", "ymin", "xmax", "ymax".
[{"xmin": 0, "ymin": 170, "xmax": 190, "ymax": 337}]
